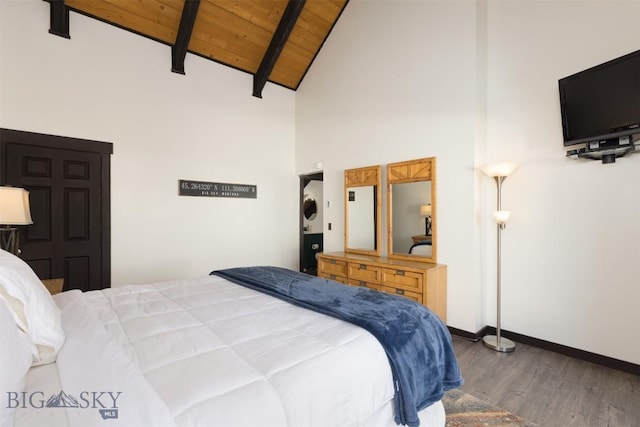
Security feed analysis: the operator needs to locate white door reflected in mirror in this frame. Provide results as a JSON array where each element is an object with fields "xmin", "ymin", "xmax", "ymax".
[{"xmin": 347, "ymin": 186, "xmax": 375, "ymax": 250}]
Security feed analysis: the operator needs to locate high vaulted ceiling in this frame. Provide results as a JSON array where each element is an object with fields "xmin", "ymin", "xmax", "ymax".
[{"xmin": 46, "ymin": 0, "xmax": 348, "ymax": 97}]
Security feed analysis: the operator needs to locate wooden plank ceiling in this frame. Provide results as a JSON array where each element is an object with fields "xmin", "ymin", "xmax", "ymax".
[{"xmin": 54, "ymin": 0, "xmax": 348, "ymax": 97}]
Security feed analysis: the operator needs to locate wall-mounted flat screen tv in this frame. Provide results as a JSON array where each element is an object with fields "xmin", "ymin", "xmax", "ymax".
[{"xmin": 559, "ymin": 49, "xmax": 640, "ymax": 147}]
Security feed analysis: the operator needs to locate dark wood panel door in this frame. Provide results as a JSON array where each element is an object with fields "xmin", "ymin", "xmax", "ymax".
[{"xmin": 4, "ymin": 141, "xmax": 108, "ymax": 291}]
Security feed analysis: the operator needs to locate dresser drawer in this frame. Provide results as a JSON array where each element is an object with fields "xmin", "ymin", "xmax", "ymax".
[
  {"xmin": 348, "ymin": 263, "xmax": 381, "ymax": 284},
  {"xmin": 348, "ymin": 279, "xmax": 380, "ymax": 291},
  {"xmin": 379, "ymin": 285, "xmax": 422, "ymax": 304},
  {"xmin": 320, "ymin": 272, "xmax": 348, "ymax": 284},
  {"xmin": 318, "ymin": 257, "xmax": 348, "ymax": 277},
  {"xmin": 381, "ymin": 268, "xmax": 423, "ymax": 292}
]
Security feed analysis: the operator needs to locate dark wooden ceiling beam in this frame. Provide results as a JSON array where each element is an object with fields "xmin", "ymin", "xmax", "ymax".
[
  {"xmin": 46, "ymin": 0, "xmax": 70, "ymax": 39},
  {"xmin": 171, "ymin": 0, "xmax": 201, "ymax": 75},
  {"xmin": 253, "ymin": 0, "xmax": 306, "ymax": 98}
]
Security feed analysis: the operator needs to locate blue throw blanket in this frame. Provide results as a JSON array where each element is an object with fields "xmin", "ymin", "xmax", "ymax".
[{"xmin": 211, "ymin": 266, "xmax": 463, "ymax": 426}]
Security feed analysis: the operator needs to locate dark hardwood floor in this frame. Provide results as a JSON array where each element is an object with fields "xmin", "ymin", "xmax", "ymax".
[{"xmin": 450, "ymin": 335, "xmax": 640, "ymax": 427}]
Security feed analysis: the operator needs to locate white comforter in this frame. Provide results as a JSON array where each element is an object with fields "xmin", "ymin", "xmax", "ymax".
[{"xmin": 15, "ymin": 275, "xmax": 445, "ymax": 427}]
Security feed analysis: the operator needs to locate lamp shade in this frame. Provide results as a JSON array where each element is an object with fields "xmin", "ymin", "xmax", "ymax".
[
  {"xmin": 493, "ymin": 210, "xmax": 511, "ymax": 224},
  {"xmin": 480, "ymin": 162, "xmax": 518, "ymax": 178},
  {"xmin": 0, "ymin": 187, "xmax": 33, "ymax": 225},
  {"xmin": 420, "ymin": 204, "xmax": 432, "ymax": 216}
]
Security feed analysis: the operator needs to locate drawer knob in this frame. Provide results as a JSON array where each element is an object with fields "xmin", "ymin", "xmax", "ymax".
[
  {"xmin": 395, "ymin": 289, "xmax": 404, "ymax": 295},
  {"xmin": 396, "ymin": 270, "xmax": 405, "ymax": 276},
  {"xmin": 330, "ymin": 259, "xmax": 337, "ymax": 264},
  {"xmin": 359, "ymin": 264, "xmax": 367, "ymax": 269},
  {"xmin": 330, "ymin": 274, "xmax": 336, "ymax": 279},
  {"xmin": 359, "ymin": 281, "xmax": 366, "ymax": 286}
]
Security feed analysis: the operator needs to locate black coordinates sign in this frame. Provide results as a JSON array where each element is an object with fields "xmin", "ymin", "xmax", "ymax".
[{"xmin": 179, "ymin": 180, "xmax": 257, "ymax": 199}]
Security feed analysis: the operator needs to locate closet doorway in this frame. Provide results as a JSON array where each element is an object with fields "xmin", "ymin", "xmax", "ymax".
[
  {"xmin": 299, "ymin": 172, "xmax": 323, "ymax": 275},
  {"xmin": 0, "ymin": 129, "xmax": 112, "ymax": 291}
]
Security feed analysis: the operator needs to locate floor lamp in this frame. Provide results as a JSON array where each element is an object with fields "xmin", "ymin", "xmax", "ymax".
[
  {"xmin": 481, "ymin": 162, "xmax": 518, "ymax": 353},
  {"xmin": 0, "ymin": 186, "xmax": 33, "ymax": 256}
]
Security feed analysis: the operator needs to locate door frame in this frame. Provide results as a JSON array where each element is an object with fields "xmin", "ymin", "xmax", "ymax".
[{"xmin": 0, "ymin": 128, "xmax": 113, "ymax": 287}]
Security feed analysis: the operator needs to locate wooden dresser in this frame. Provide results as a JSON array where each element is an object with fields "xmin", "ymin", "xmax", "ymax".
[{"xmin": 317, "ymin": 252, "xmax": 447, "ymax": 322}]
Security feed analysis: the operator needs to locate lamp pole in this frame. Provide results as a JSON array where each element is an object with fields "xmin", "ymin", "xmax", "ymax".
[{"xmin": 480, "ymin": 163, "xmax": 517, "ymax": 353}]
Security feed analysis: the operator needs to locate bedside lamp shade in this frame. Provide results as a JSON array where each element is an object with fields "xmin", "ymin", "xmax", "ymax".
[
  {"xmin": 419, "ymin": 204, "xmax": 432, "ymax": 216},
  {"xmin": 0, "ymin": 187, "xmax": 33, "ymax": 225},
  {"xmin": 0, "ymin": 186, "xmax": 32, "ymax": 256}
]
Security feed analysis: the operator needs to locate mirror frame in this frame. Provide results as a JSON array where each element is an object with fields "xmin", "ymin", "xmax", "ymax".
[
  {"xmin": 386, "ymin": 157, "xmax": 437, "ymax": 263},
  {"xmin": 344, "ymin": 165, "xmax": 382, "ymax": 256}
]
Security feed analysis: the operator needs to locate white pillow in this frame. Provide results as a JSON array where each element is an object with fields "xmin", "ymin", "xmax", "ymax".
[
  {"xmin": 0, "ymin": 297, "xmax": 33, "ymax": 427},
  {"xmin": 0, "ymin": 249, "xmax": 65, "ymax": 365}
]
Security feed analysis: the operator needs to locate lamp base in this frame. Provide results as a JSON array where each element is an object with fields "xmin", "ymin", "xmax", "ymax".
[
  {"xmin": 0, "ymin": 227, "xmax": 20, "ymax": 256},
  {"xmin": 482, "ymin": 335, "xmax": 516, "ymax": 353}
]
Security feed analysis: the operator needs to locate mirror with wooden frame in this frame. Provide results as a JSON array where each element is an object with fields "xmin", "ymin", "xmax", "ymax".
[
  {"xmin": 387, "ymin": 157, "xmax": 437, "ymax": 263},
  {"xmin": 344, "ymin": 165, "xmax": 382, "ymax": 256}
]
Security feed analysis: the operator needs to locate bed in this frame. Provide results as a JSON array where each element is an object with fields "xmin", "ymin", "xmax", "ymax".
[{"xmin": 0, "ymin": 249, "xmax": 462, "ymax": 427}]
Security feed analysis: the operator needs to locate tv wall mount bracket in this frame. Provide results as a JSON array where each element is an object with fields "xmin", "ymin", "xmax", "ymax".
[{"xmin": 566, "ymin": 135, "xmax": 638, "ymax": 164}]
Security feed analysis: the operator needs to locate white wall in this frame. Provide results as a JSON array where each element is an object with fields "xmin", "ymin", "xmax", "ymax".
[
  {"xmin": 296, "ymin": 0, "xmax": 483, "ymax": 337},
  {"xmin": 297, "ymin": 0, "xmax": 640, "ymax": 364},
  {"xmin": 0, "ymin": 0, "xmax": 299, "ymax": 285},
  {"xmin": 484, "ymin": 0, "xmax": 640, "ymax": 364}
]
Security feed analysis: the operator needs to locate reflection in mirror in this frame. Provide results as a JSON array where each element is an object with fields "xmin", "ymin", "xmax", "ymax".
[
  {"xmin": 391, "ymin": 181, "xmax": 432, "ymax": 256},
  {"xmin": 387, "ymin": 157, "xmax": 436, "ymax": 263},
  {"xmin": 303, "ymin": 196, "xmax": 317, "ymax": 220},
  {"xmin": 303, "ymin": 179, "xmax": 323, "ymax": 234},
  {"xmin": 347, "ymin": 186, "xmax": 375, "ymax": 250},
  {"xmin": 344, "ymin": 165, "xmax": 382, "ymax": 256}
]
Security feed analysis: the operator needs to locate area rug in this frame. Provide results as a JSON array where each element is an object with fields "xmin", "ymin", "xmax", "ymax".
[{"xmin": 442, "ymin": 389, "xmax": 537, "ymax": 426}]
